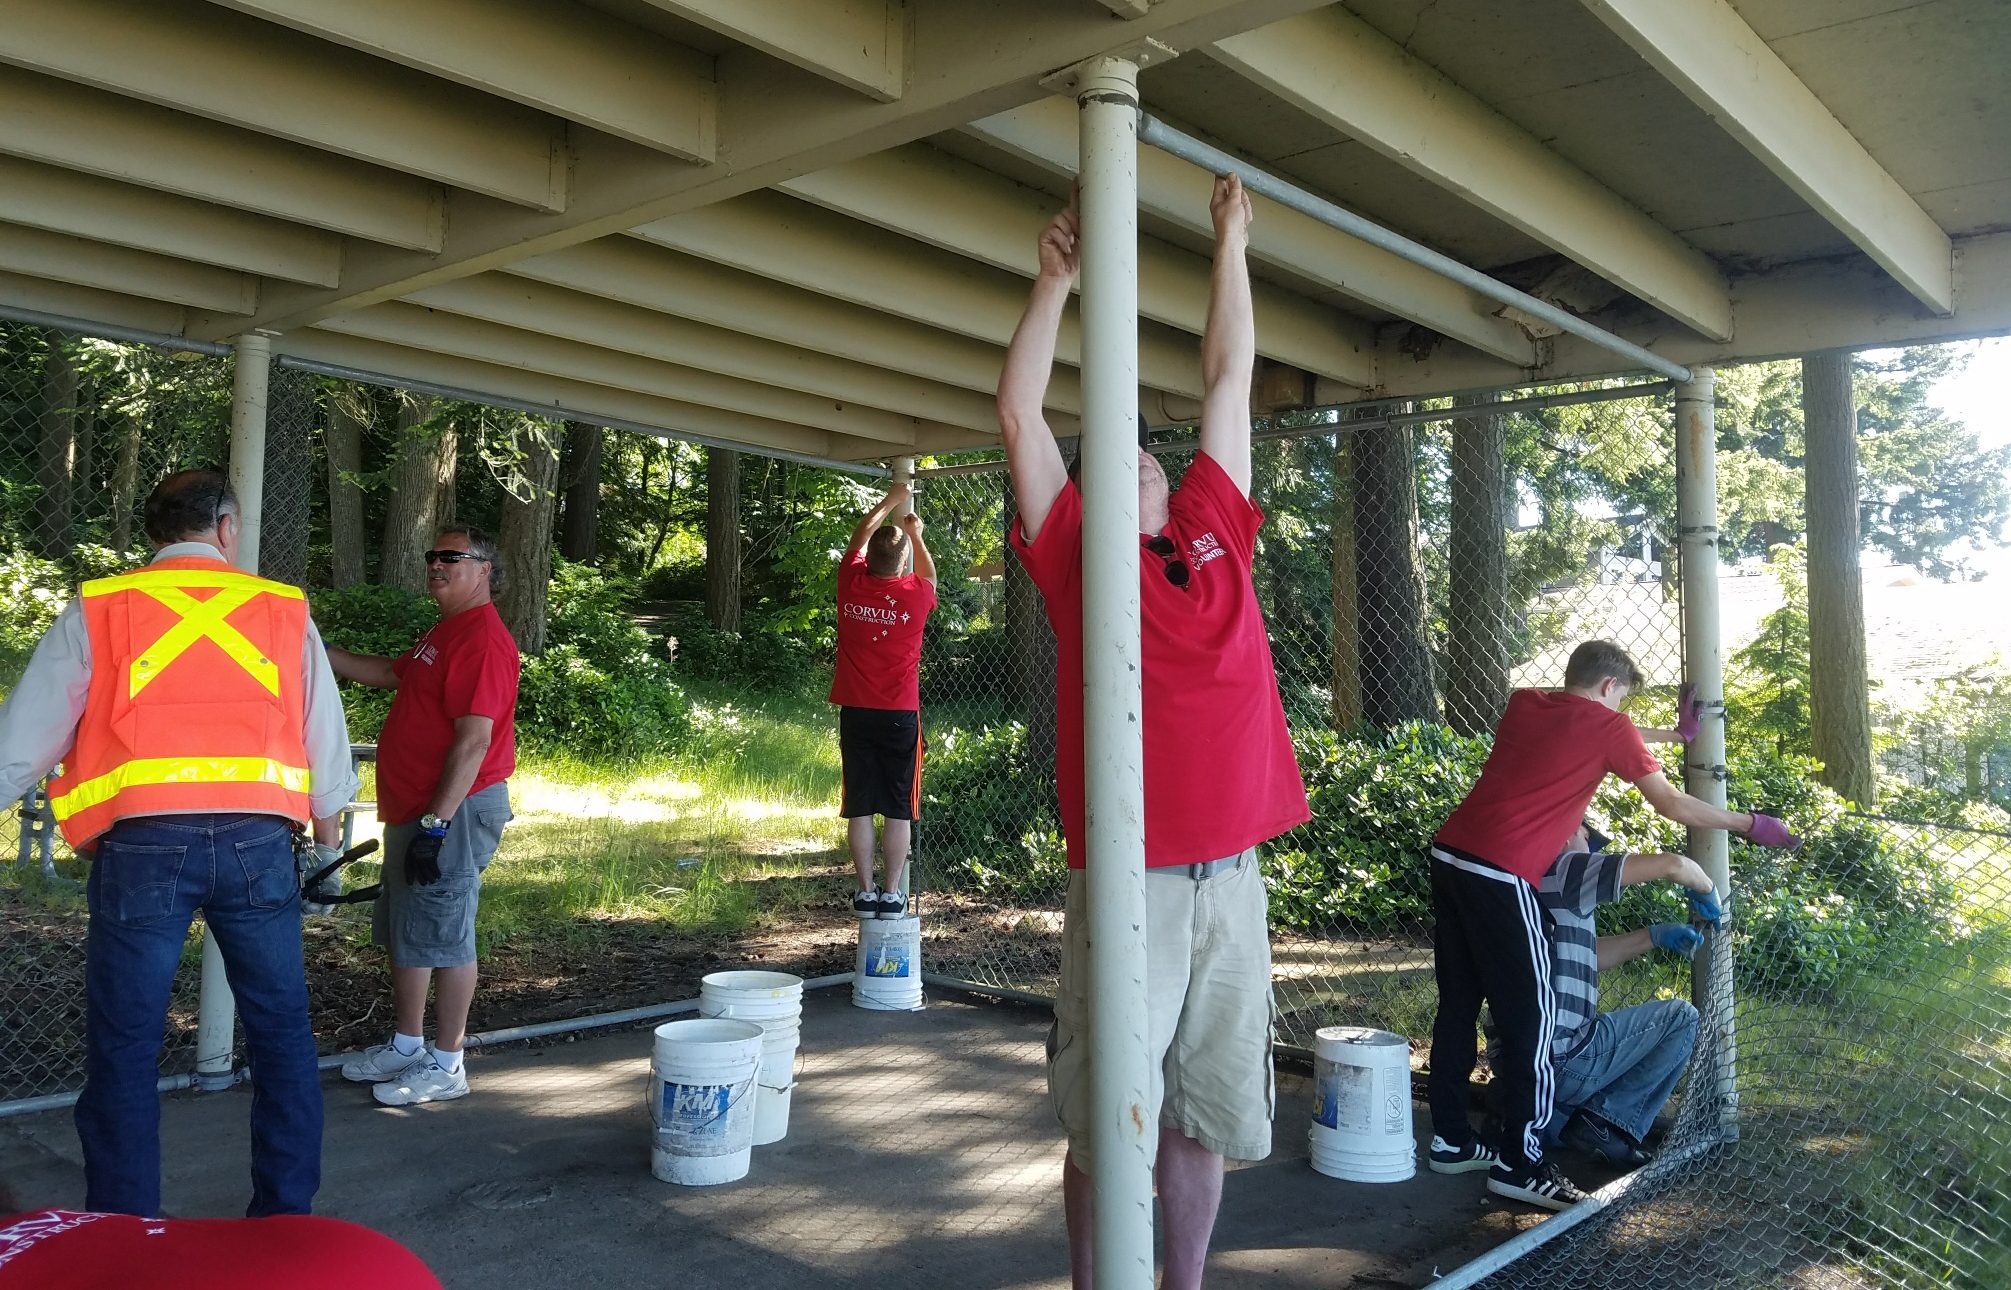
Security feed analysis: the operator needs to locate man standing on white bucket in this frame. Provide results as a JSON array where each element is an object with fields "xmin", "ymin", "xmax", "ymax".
[
  {"xmin": 999, "ymin": 175, "xmax": 1309, "ymax": 1289},
  {"xmin": 830, "ymin": 482, "xmax": 936, "ymax": 919},
  {"xmin": 326, "ymin": 526, "xmax": 519, "ymax": 1106}
]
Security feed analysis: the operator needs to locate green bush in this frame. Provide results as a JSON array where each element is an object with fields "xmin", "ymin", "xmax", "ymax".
[
  {"xmin": 518, "ymin": 561, "xmax": 689, "ymax": 760},
  {"xmin": 309, "ymin": 584, "xmax": 438, "ymax": 743},
  {"xmin": 669, "ymin": 612, "xmax": 827, "ymax": 696},
  {"xmin": 922, "ymin": 722, "xmax": 1066, "ymax": 901},
  {"xmin": 1265, "ymin": 722, "xmax": 1489, "ymax": 933},
  {"xmin": 918, "ymin": 622, "xmax": 1012, "ymax": 707},
  {"xmin": 310, "ymin": 563, "xmax": 689, "ymax": 761},
  {"xmin": 919, "ymin": 706, "xmax": 1964, "ymax": 993}
]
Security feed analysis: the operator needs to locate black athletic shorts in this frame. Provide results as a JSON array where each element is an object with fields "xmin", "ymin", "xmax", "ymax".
[{"xmin": 839, "ymin": 706, "xmax": 923, "ymax": 821}]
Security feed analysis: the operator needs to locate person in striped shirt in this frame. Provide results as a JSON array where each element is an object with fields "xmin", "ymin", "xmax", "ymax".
[{"xmin": 1536, "ymin": 823, "xmax": 1717, "ymax": 1168}]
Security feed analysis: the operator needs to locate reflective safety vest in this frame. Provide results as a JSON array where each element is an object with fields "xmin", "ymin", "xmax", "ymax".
[{"xmin": 47, "ymin": 556, "xmax": 313, "ymax": 848}]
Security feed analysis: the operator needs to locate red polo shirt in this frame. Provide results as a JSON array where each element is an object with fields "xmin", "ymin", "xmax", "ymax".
[
  {"xmin": 829, "ymin": 554, "xmax": 936, "ymax": 711},
  {"xmin": 1434, "ymin": 688, "xmax": 1664, "ymax": 884},
  {"xmin": 0, "ymin": 1210, "xmax": 442, "ymax": 1288},
  {"xmin": 376, "ymin": 601, "xmax": 520, "ymax": 825},
  {"xmin": 1010, "ymin": 451, "xmax": 1309, "ymax": 869}
]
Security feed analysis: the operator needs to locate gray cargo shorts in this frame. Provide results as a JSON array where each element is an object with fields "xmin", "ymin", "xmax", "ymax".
[{"xmin": 373, "ymin": 781, "xmax": 511, "ymax": 968}]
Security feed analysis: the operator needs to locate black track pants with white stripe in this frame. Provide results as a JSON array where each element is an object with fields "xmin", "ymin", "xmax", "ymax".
[{"xmin": 1425, "ymin": 850, "xmax": 1556, "ymax": 1171}]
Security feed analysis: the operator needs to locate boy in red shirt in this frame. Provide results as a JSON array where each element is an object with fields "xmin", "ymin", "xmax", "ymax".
[
  {"xmin": 1000, "ymin": 174, "xmax": 1309, "ymax": 1290},
  {"xmin": 1426, "ymin": 640, "xmax": 1799, "ymax": 1209},
  {"xmin": 830, "ymin": 482, "xmax": 937, "ymax": 918}
]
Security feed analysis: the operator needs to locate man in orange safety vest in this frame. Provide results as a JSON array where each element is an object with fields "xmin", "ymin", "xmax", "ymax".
[{"xmin": 0, "ymin": 470, "xmax": 358, "ymax": 1218}]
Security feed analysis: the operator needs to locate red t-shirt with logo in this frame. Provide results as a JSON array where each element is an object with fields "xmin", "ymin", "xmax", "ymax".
[
  {"xmin": 376, "ymin": 602, "xmax": 520, "ymax": 825},
  {"xmin": 0, "ymin": 1210, "xmax": 442, "ymax": 1288},
  {"xmin": 828, "ymin": 554, "xmax": 936, "ymax": 711},
  {"xmin": 1433, "ymin": 688, "xmax": 1664, "ymax": 884},
  {"xmin": 1009, "ymin": 451, "xmax": 1310, "ymax": 869}
]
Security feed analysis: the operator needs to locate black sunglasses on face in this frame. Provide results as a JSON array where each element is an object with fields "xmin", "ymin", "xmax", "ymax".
[
  {"xmin": 423, "ymin": 550, "xmax": 485, "ymax": 566},
  {"xmin": 1143, "ymin": 535, "xmax": 1190, "ymax": 589}
]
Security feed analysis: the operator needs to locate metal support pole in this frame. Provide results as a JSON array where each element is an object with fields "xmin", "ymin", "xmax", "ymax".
[
  {"xmin": 1675, "ymin": 365, "xmax": 1737, "ymax": 1133},
  {"xmin": 195, "ymin": 330, "xmax": 275, "ymax": 1088},
  {"xmin": 1076, "ymin": 56, "xmax": 1156, "ymax": 1290},
  {"xmin": 892, "ymin": 454, "xmax": 916, "ymax": 903}
]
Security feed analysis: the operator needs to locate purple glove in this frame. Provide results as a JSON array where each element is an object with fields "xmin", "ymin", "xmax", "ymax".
[
  {"xmin": 1651, "ymin": 923, "xmax": 1703, "ymax": 959},
  {"xmin": 1746, "ymin": 812, "xmax": 1801, "ymax": 849},
  {"xmin": 1674, "ymin": 682, "xmax": 1702, "ymax": 743}
]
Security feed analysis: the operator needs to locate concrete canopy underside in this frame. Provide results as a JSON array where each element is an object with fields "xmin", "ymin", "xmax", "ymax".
[{"xmin": 0, "ymin": 0, "xmax": 2006, "ymax": 460}]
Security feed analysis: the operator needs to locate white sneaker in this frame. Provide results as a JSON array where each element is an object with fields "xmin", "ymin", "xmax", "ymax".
[
  {"xmin": 372, "ymin": 1057, "xmax": 470, "ymax": 1106},
  {"xmin": 341, "ymin": 1042, "xmax": 425, "ymax": 1084}
]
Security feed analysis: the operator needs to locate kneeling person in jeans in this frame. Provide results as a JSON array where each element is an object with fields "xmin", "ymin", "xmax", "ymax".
[
  {"xmin": 1540, "ymin": 825, "xmax": 1715, "ymax": 1166},
  {"xmin": 327, "ymin": 526, "xmax": 520, "ymax": 1104}
]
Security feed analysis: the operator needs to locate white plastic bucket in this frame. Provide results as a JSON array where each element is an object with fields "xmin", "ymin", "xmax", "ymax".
[
  {"xmin": 1308, "ymin": 1026, "xmax": 1415, "ymax": 1183},
  {"xmin": 853, "ymin": 916, "xmax": 924, "ymax": 1011},
  {"xmin": 648, "ymin": 1018, "xmax": 764, "ymax": 1186},
  {"xmin": 698, "ymin": 971, "xmax": 805, "ymax": 1146}
]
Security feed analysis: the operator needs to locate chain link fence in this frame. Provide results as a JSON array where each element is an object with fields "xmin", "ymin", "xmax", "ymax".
[
  {"xmin": 5, "ymin": 312, "xmax": 2008, "ymax": 1287},
  {"xmin": 1474, "ymin": 814, "xmax": 2011, "ymax": 1290},
  {"xmin": 1, "ymin": 321, "xmax": 236, "ymax": 1102},
  {"xmin": 911, "ymin": 400, "xmax": 1691, "ymax": 1054}
]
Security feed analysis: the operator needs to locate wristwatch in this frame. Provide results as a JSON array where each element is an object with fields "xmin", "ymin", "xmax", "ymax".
[{"xmin": 419, "ymin": 812, "xmax": 451, "ymax": 836}]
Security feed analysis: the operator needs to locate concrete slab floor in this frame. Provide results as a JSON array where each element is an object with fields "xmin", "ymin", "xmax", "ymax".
[{"xmin": 0, "ymin": 990, "xmax": 1548, "ymax": 1288}]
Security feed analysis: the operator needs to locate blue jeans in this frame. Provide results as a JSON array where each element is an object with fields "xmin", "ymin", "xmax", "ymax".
[
  {"xmin": 76, "ymin": 813, "xmax": 322, "ymax": 1217},
  {"xmin": 1548, "ymin": 999, "xmax": 1699, "ymax": 1146}
]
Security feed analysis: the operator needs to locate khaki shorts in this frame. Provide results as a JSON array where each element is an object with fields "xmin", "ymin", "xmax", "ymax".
[
  {"xmin": 1047, "ymin": 851, "xmax": 1276, "ymax": 1169},
  {"xmin": 373, "ymin": 782, "xmax": 511, "ymax": 969}
]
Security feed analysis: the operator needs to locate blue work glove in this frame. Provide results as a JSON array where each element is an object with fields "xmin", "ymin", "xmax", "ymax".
[
  {"xmin": 1651, "ymin": 923, "xmax": 1703, "ymax": 959},
  {"xmin": 1686, "ymin": 886, "xmax": 1724, "ymax": 929},
  {"xmin": 405, "ymin": 828, "xmax": 446, "ymax": 887}
]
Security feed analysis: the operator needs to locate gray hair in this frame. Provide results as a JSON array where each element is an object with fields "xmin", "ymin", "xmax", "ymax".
[{"xmin": 436, "ymin": 524, "xmax": 504, "ymax": 596}]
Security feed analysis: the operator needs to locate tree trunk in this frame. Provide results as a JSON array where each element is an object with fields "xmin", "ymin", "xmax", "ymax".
[
  {"xmin": 32, "ymin": 340, "xmax": 78, "ymax": 558},
  {"xmin": 558, "ymin": 420, "xmax": 603, "ymax": 564},
  {"xmin": 379, "ymin": 394, "xmax": 453, "ymax": 594},
  {"xmin": 1803, "ymin": 350, "xmax": 1875, "ymax": 805},
  {"xmin": 108, "ymin": 409, "xmax": 142, "ymax": 552},
  {"xmin": 704, "ymin": 447, "xmax": 741, "ymax": 632},
  {"xmin": 324, "ymin": 387, "xmax": 368, "ymax": 588},
  {"xmin": 1354, "ymin": 417, "xmax": 1438, "ymax": 726},
  {"xmin": 259, "ymin": 365, "xmax": 313, "ymax": 585},
  {"xmin": 1328, "ymin": 425, "xmax": 1362, "ymax": 730},
  {"xmin": 1445, "ymin": 396, "xmax": 1511, "ymax": 735},
  {"xmin": 497, "ymin": 418, "xmax": 563, "ymax": 653}
]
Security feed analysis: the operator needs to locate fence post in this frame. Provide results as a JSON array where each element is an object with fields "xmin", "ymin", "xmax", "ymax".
[
  {"xmin": 893, "ymin": 455, "xmax": 916, "ymax": 903},
  {"xmin": 195, "ymin": 329, "xmax": 275, "ymax": 1089},
  {"xmin": 1675, "ymin": 365, "xmax": 1737, "ymax": 1135},
  {"xmin": 1075, "ymin": 54, "xmax": 1155, "ymax": 1290}
]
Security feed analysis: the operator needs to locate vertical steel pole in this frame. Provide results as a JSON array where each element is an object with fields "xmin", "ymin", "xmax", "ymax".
[
  {"xmin": 1076, "ymin": 56, "xmax": 1155, "ymax": 1290},
  {"xmin": 892, "ymin": 454, "xmax": 916, "ymax": 902},
  {"xmin": 196, "ymin": 330, "xmax": 274, "ymax": 1087},
  {"xmin": 1675, "ymin": 365, "xmax": 1738, "ymax": 1134}
]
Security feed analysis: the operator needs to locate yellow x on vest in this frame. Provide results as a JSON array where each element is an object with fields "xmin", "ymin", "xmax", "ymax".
[{"xmin": 84, "ymin": 569, "xmax": 303, "ymax": 700}]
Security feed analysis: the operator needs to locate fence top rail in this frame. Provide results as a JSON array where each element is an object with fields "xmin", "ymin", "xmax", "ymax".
[
  {"xmin": 1135, "ymin": 114, "xmax": 1695, "ymax": 386},
  {"xmin": 915, "ymin": 380, "xmax": 1671, "ymax": 480}
]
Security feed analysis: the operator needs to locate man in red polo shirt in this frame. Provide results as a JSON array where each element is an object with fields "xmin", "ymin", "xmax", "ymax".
[
  {"xmin": 1426, "ymin": 640, "xmax": 1800, "ymax": 1211},
  {"xmin": 998, "ymin": 174, "xmax": 1309, "ymax": 1290},
  {"xmin": 327, "ymin": 525, "xmax": 520, "ymax": 1106},
  {"xmin": 831, "ymin": 482, "xmax": 937, "ymax": 919}
]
